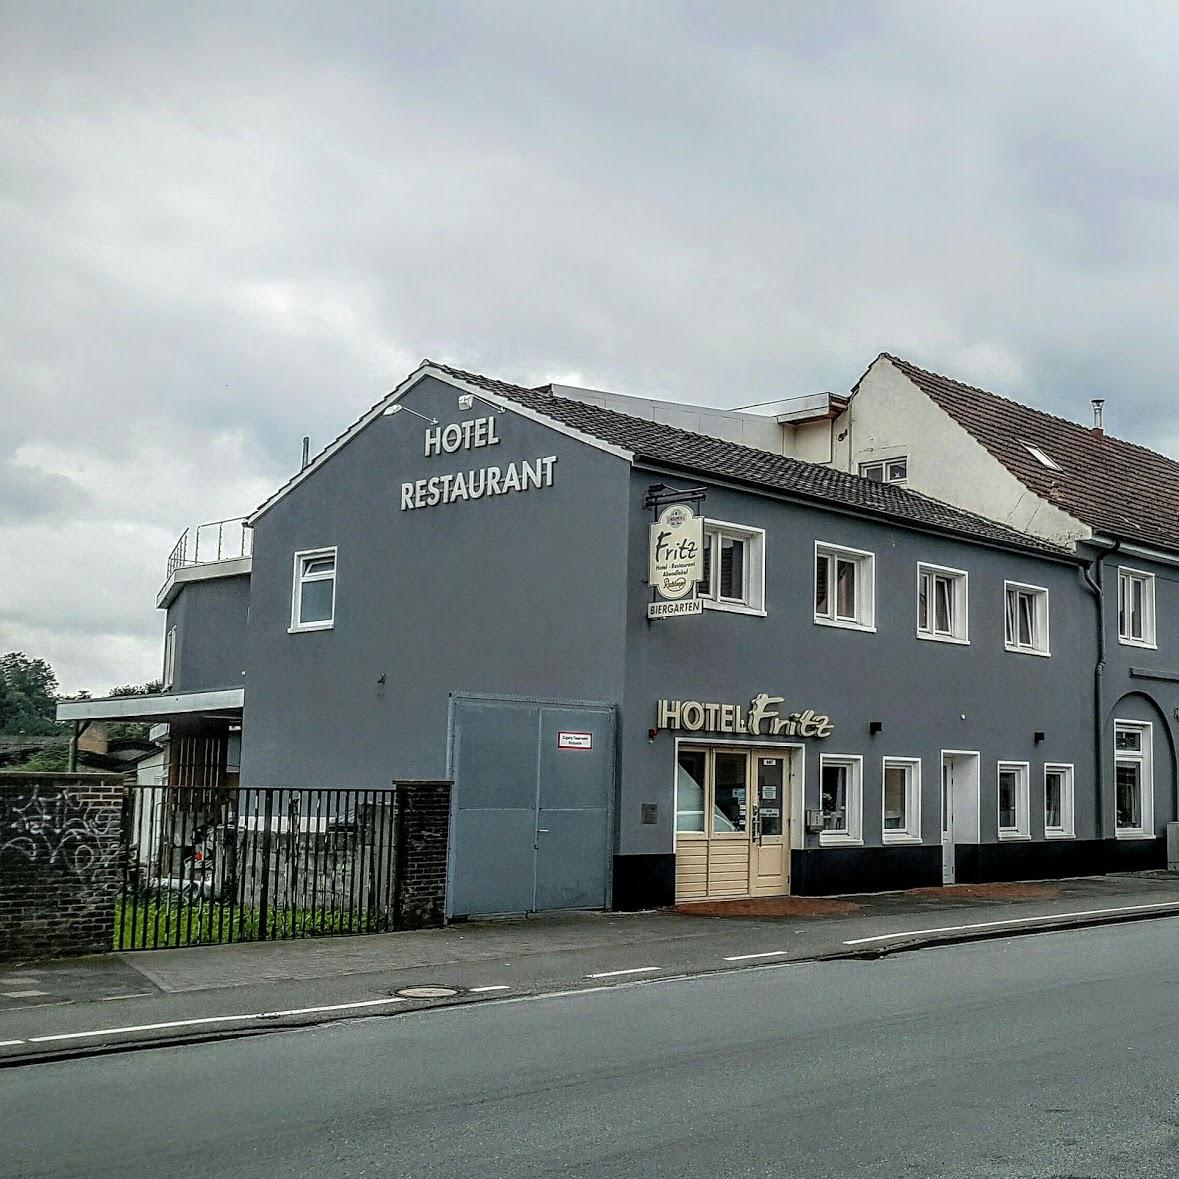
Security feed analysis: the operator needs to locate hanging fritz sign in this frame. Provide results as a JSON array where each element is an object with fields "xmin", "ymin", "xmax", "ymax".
[
  {"xmin": 656, "ymin": 694, "xmax": 834, "ymax": 737},
  {"xmin": 400, "ymin": 415, "xmax": 558, "ymax": 511},
  {"xmin": 648, "ymin": 503, "xmax": 704, "ymax": 619}
]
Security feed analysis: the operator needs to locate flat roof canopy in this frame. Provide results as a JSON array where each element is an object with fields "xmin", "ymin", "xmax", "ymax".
[{"xmin": 56, "ymin": 688, "xmax": 244, "ymax": 724}]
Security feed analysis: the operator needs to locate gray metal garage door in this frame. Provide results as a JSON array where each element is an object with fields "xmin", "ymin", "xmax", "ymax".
[{"xmin": 448, "ymin": 697, "xmax": 615, "ymax": 917}]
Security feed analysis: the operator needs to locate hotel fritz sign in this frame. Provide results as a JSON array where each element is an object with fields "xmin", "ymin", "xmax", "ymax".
[
  {"xmin": 657, "ymin": 694, "xmax": 834, "ymax": 738},
  {"xmin": 648, "ymin": 503, "xmax": 704, "ymax": 620}
]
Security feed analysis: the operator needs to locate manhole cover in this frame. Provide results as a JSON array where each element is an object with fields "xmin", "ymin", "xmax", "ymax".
[{"xmin": 396, "ymin": 985, "xmax": 460, "ymax": 999}]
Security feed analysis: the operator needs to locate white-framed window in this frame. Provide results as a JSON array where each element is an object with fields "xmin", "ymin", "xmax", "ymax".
[
  {"xmin": 814, "ymin": 542, "xmax": 875, "ymax": 632},
  {"xmin": 917, "ymin": 563, "xmax": 969, "ymax": 644},
  {"xmin": 882, "ymin": 757, "xmax": 921, "ymax": 843},
  {"xmin": 997, "ymin": 762, "xmax": 1030, "ymax": 839},
  {"xmin": 1044, "ymin": 763, "xmax": 1075, "ymax": 838},
  {"xmin": 1004, "ymin": 581, "xmax": 1050, "ymax": 656},
  {"xmin": 1117, "ymin": 568, "xmax": 1156, "ymax": 648},
  {"xmin": 697, "ymin": 520, "xmax": 766, "ymax": 615},
  {"xmin": 860, "ymin": 457, "xmax": 908, "ymax": 484},
  {"xmin": 818, "ymin": 755, "xmax": 863, "ymax": 845},
  {"xmin": 162, "ymin": 626, "xmax": 177, "ymax": 690},
  {"xmin": 290, "ymin": 547, "xmax": 337, "ymax": 632},
  {"xmin": 1114, "ymin": 720, "xmax": 1154, "ymax": 838}
]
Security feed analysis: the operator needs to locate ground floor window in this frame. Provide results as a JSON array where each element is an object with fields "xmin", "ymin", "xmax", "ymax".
[
  {"xmin": 882, "ymin": 758, "xmax": 921, "ymax": 843},
  {"xmin": 1114, "ymin": 721, "xmax": 1153, "ymax": 837},
  {"xmin": 1043, "ymin": 764, "xmax": 1074, "ymax": 838},
  {"xmin": 819, "ymin": 755, "xmax": 862, "ymax": 845},
  {"xmin": 997, "ymin": 762, "xmax": 1030, "ymax": 838}
]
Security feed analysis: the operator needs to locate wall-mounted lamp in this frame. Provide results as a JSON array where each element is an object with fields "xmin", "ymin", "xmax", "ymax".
[
  {"xmin": 383, "ymin": 403, "xmax": 438, "ymax": 424},
  {"xmin": 1034, "ymin": 731, "xmax": 1046, "ymax": 744},
  {"xmin": 869, "ymin": 721, "xmax": 883, "ymax": 736},
  {"xmin": 457, "ymin": 391, "xmax": 506, "ymax": 414}
]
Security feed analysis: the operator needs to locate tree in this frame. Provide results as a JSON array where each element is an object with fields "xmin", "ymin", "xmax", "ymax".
[
  {"xmin": 12, "ymin": 744, "xmax": 70, "ymax": 773},
  {"xmin": 0, "ymin": 652, "xmax": 61, "ymax": 736},
  {"xmin": 110, "ymin": 680, "xmax": 164, "ymax": 697}
]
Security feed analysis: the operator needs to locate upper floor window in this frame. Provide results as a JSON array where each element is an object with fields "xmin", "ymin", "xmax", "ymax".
[
  {"xmin": 814, "ymin": 542, "xmax": 875, "ymax": 632},
  {"xmin": 1117, "ymin": 568, "xmax": 1156, "ymax": 648},
  {"xmin": 291, "ymin": 548, "xmax": 337, "ymax": 632},
  {"xmin": 917, "ymin": 564, "xmax": 969, "ymax": 644},
  {"xmin": 860, "ymin": 457, "xmax": 908, "ymax": 484},
  {"xmin": 697, "ymin": 521, "xmax": 765, "ymax": 615},
  {"xmin": 1004, "ymin": 582, "xmax": 1050, "ymax": 656}
]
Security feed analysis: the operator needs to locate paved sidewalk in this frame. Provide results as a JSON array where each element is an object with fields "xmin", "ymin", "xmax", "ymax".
[{"xmin": 3, "ymin": 871, "xmax": 1178, "ymax": 1065}]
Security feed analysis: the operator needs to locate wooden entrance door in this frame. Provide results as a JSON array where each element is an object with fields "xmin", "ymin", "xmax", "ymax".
[
  {"xmin": 675, "ymin": 746, "xmax": 790, "ymax": 901},
  {"xmin": 750, "ymin": 753, "xmax": 789, "ymax": 895}
]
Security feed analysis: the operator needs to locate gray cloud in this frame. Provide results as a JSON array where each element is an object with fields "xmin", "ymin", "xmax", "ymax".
[
  {"xmin": 0, "ymin": 456, "xmax": 88, "ymax": 523},
  {"xmin": 2, "ymin": 0, "xmax": 1179, "ymax": 690}
]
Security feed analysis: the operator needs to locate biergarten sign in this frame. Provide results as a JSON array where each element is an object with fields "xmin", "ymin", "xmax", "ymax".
[{"xmin": 656, "ymin": 694, "xmax": 834, "ymax": 738}]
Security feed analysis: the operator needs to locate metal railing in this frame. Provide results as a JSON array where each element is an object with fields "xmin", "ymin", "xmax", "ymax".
[
  {"xmin": 165, "ymin": 516, "xmax": 252, "ymax": 578},
  {"xmin": 116, "ymin": 786, "xmax": 400, "ymax": 950}
]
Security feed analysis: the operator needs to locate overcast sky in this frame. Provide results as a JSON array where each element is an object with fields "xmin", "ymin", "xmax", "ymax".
[{"xmin": 3, "ymin": 1, "xmax": 1179, "ymax": 694}]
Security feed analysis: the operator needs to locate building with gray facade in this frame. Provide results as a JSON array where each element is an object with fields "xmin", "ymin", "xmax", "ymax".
[{"xmin": 60, "ymin": 356, "xmax": 1178, "ymax": 913}]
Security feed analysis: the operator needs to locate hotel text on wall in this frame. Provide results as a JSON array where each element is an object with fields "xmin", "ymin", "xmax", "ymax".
[
  {"xmin": 400, "ymin": 415, "xmax": 559, "ymax": 510},
  {"xmin": 657, "ymin": 694, "xmax": 834, "ymax": 737}
]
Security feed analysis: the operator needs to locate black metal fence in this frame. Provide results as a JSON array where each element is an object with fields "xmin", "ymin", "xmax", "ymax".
[{"xmin": 116, "ymin": 786, "xmax": 401, "ymax": 950}]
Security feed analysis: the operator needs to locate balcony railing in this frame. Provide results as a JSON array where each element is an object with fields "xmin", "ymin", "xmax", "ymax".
[{"xmin": 167, "ymin": 517, "xmax": 253, "ymax": 578}]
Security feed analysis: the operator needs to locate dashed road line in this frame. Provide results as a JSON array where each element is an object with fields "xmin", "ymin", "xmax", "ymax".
[
  {"xmin": 585, "ymin": 967, "xmax": 661, "ymax": 979},
  {"xmin": 24, "ymin": 997, "xmax": 409, "ymax": 1044},
  {"xmin": 842, "ymin": 901, "xmax": 1179, "ymax": 945},
  {"xmin": 469, "ymin": 986, "xmax": 511, "ymax": 993},
  {"xmin": 0, "ymin": 1040, "xmax": 25, "ymax": 1048},
  {"xmin": 722, "ymin": 951, "xmax": 790, "ymax": 962}
]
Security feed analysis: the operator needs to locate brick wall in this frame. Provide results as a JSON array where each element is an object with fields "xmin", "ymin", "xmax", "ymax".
[
  {"xmin": 392, "ymin": 780, "xmax": 452, "ymax": 930},
  {"xmin": 0, "ymin": 772, "xmax": 125, "ymax": 960}
]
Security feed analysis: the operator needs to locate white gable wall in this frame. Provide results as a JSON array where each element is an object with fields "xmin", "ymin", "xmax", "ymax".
[{"xmin": 791, "ymin": 357, "xmax": 1091, "ymax": 546}]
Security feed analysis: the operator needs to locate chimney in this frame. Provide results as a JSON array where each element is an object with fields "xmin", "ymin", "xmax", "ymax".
[
  {"xmin": 300, "ymin": 435, "xmax": 310, "ymax": 469},
  {"xmin": 1091, "ymin": 399, "xmax": 1105, "ymax": 439}
]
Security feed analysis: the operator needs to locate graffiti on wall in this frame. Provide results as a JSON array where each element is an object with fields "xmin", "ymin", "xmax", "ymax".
[{"xmin": 0, "ymin": 786, "xmax": 119, "ymax": 876}]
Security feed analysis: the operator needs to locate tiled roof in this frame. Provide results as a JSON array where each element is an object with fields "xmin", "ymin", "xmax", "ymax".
[
  {"xmin": 429, "ymin": 361, "xmax": 1071, "ymax": 557},
  {"xmin": 876, "ymin": 354, "xmax": 1179, "ymax": 552}
]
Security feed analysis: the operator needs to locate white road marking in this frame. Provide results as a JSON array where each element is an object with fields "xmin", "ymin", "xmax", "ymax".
[
  {"xmin": 469, "ymin": 986, "xmax": 511, "ymax": 993},
  {"xmin": 722, "ymin": 951, "xmax": 790, "ymax": 961},
  {"xmin": 0, "ymin": 1040, "xmax": 25, "ymax": 1047},
  {"xmin": 585, "ymin": 966, "xmax": 661, "ymax": 979},
  {"xmin": 2, "ymin": 991, "xmax": 48, "ymax": 999},
  {"xmin": 842, "ymin": 901, "xmax": 1179, "ymax": 945},
  {"xmin": 26, "ymin": 997, "xmax": 408, "ymax": 1044}
]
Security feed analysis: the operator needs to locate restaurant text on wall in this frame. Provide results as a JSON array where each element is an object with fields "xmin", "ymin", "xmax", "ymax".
[
  {"xmin": 656, "ymin": 694, "xmax": 834, "ymax": 738},
  {"xmin": 400, "ymin": 415, "xmax": 559, "ymax": 511}
]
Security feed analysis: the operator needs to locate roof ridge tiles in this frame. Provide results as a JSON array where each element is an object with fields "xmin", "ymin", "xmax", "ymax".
[
  {"xmin": 882, "ymin": 353, "xmax": 1179, "ymax": 469},
  {"xmin": 427, "ymin": 359, "xmax": 1069, "ymax": 557}
]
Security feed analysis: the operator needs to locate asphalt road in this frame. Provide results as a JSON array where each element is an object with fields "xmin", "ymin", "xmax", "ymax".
[{"xmin": 3, "ymin": 919, "xmax": 1178, "ymax": 1178}]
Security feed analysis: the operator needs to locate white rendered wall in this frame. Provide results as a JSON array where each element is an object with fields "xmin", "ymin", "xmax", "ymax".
[{"xmin": 829, "ymin": 358, "xmax": 1090, "ymax": 545}]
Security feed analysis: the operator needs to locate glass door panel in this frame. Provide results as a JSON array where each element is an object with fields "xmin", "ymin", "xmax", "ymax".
[
  {"xmin": 712, "ymin": 751, "xmax": 748, "ymax": 835},
  {"xmin": 755, "ymin": 757, "xmax": 784, "ymax": 838}
]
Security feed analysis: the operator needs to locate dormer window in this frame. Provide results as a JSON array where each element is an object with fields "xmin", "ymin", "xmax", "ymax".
[
  {"xmin": 1021, "ymin": 443, "xmax": 1062, "ymax": 472},
  {"xmin": 860, "ymin": 457, "xmax": 908, "ymax": 484}
]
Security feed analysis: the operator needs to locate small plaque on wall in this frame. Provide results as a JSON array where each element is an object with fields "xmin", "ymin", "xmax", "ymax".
[{"xmin": 641, "ymin": 803, "xmax": 658, "ymax": 825}]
